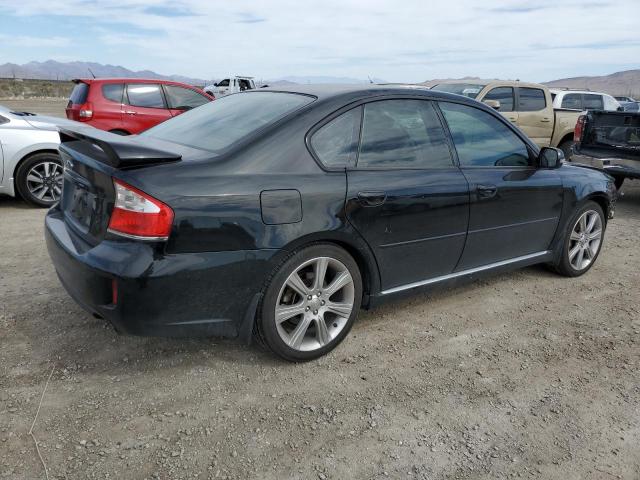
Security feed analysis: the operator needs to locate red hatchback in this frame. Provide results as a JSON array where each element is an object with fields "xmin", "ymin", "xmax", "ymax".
[{"xmin": 66, "ymin": 78, "xmax": 213, "ymax": 135}]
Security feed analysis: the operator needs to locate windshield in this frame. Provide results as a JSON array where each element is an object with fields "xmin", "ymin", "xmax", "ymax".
[
  {"xmin": 431, "ymin": 83, "xmax": 485, "ymax": 99},
  {"xmin": 143, "ymin": 91, "xmax": 314, "ymax": 153}
]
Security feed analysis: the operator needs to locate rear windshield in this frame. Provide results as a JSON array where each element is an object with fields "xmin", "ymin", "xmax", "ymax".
[
  {"xmin": 142, "ymin": 91, "xmax": 314, "ymax": 152},
  {"xmin": 431, "ymin": 83, "xmax": 485, "ymax": 99},
  {"xmin": 69, "ymin": 83, "xmax": 89, "ymax": 104}
]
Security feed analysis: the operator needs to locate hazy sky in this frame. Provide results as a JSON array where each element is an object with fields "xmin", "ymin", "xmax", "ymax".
[{"xmin": 0, "ymin": 0, "xmax": 638, "ymax": 82}]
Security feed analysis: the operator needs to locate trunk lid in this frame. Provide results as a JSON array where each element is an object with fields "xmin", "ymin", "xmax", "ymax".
[{"xmin": 58, "ymin": 128, "xmax": 183, "ymax": 245}]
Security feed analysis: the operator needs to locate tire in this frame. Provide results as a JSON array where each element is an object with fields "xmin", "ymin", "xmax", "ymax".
[
  {"xmin": 613, "ymin": 176, "xmax": 624, "ymax": 191},
  {"xmin": 558, "ymin": 140, "xmax": 574, "ymax": 160},
  {"xmin": 15, "ymin": 152, "xmax": 63, "ymax": 208},
  {"xmin": 109, "ymin": 129, "xmax": 130, "ymax": 136},
  {"xmin": 554, "ymin": 201, "xmax": 605, "ymax": 277},
  {"xmin": 256, "ymin": 244, "xmax": 363, "ymax": 362}
]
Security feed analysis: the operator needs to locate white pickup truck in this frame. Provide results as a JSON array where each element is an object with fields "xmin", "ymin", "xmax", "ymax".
[{"xmin": 203, "ymin": 76, "xmax": 256, "ymax": 98}]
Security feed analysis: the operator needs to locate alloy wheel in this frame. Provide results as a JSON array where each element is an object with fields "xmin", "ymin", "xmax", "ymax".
[
  {"xmin": 568, "ymin": 209, "xmax": 602, "ymax": 271},
  {"xmin": 275, "ymin": 256, "xmax": 355, "ymax": 352},
  {"xmin": 26, "ymin": 161, "xmax": 63, "ymax": 202}
]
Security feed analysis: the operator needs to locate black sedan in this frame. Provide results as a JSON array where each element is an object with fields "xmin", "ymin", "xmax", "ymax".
[{"xmin": 46, "ymin": 85, "xmax": 616, "ymax": 361}]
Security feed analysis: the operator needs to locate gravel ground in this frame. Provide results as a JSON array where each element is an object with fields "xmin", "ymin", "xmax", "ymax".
[
  {"xmin": 1, "ymin": 99, "xmax": 67, "ymax": 119},
  {"xmin": 1, "ymin": 152, "xmax": 639, "ymax": 478}
]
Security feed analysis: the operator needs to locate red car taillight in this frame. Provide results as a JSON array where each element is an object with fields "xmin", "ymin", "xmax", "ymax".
[
  {"xmin": 574, "ymin": 114, "xmax": 586, "ymax": 143},
  {"xmin": 78, "ymin": 102, "xmax": 93, "ymax": 121},
  {"xmin": 107, "ymin": 179, "xmax": 174, "ymax": 240}
]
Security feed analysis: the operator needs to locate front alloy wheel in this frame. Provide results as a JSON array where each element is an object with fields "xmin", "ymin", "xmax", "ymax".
[
  {"xmin": 568, "ymin": 209, "xmax": 602, "ymax": 271},
  {"xmin": 554, "ymin": 201, "xmax": 605, "ymax": 277},
  {"xmin": 258, "ymin": 244, "xmax": 362, "ymax": 361}
]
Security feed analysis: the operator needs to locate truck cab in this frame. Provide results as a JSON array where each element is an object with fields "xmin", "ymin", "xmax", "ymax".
[{"xmin": 203, "ymin": 76, "xmax": 256, "ymax": 98}]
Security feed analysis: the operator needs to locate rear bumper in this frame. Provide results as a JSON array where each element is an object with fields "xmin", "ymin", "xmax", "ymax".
[
  {"xmin": 45, "ymin": 207, "xmax": 278, "ymax": 340},
  {"xmin": 571, "ymin": 153, "xmax": 640, "ymax": 180}
]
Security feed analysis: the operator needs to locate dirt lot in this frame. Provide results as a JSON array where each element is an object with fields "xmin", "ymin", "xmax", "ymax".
[
  {"xmin": 1, "ymin": 169, "xmax": 640, "ymax": 477},
  {"xmin": 1, "ymin": 98, "xmax": 67, "ymax": 119}
]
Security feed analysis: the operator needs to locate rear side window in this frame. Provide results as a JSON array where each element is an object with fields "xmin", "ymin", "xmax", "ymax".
[
  {"xmin": 561, "ymin": 93, "xmax": 582, "ymax": 110},
  {"xmin": 484, "ymin": 87, "xmax": 514, "ymax": 112},
  {"xmin": 583, "ymin": 94, "xmax": 604, "ymax": 110},
  {"xmin": 358, "ymin": 99, "xmax": 453, "ymax": 169},
  {"xmin": 143, "ymin": 92, "xmax": 314, "ymax": 153},
  {"xmin": 518, "ymin": 88, "xmax": 546, "ymax": 111},
  {"xmin": 102, "ymin": 83, "xmax": 124, "ymax": 103},
  {"xmin": 69, "ymin": 83, "xmax": 89, "ymax": 105},
  {"xmin": 310, "ymin": 107, "xmax": 361, "ymax": 168},
  {"xmin": 126, "ymin": 84, "xmax": 165, "ymax": 108},
  {"xmin": 164, "ymin": 85, "xmax": 210, "ymax": 110},
  {"xmin": 439, "ymin": 102, "xmax": 530, "ymax": 167}
]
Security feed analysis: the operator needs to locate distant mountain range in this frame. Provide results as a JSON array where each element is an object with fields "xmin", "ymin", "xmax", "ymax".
[
  {"xmin": 2, "ymin": 61, "xmax": 638, "ymax": 97},
  {"xmin": 0, "ymin": 60, "xmax": 386, "ymax": 86}
]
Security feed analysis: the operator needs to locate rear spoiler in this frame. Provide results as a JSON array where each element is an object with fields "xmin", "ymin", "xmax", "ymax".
[{"xmin": 59, "ymin": 127, "xmax": 181, "ymax": 169}]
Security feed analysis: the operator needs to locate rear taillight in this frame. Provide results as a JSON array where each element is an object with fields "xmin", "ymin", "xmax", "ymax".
[
  {"xmin": 574, "ymin": 115, "xmax": 586, "ymax": 143},
  {"xmin": 78, "ymin": 102, "xmax": 93, "ymax": 121},
  {"xmin": 107, "ymin": 179, "xmax": 174, "ymax": 240}
]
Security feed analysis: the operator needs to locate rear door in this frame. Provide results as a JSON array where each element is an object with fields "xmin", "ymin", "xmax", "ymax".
[
  {"xmin": 438, "ymin": 101, "xmax": 563, "ymax": 270},
  {"xmin": 515, "ymin": 87, "xmax": 553, "ymax": 147},
  {"xmin": 163, "ymin": 85, "xmax": 211, "ymax": 117},
  {"xmin": 97, "ymin": 82, "xmax": 125, "ymax": 131},
  {"xmin": 123, "ymin": 83, "xmax": 172, "ymax": 133},
  {"xmin": 342, "ymin": 98, "xmax": 469, "ymax": 291}
]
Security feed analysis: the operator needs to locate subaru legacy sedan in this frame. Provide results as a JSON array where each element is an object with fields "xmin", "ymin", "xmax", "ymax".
[{"xmin": 46, "ymin": 85, "xmax": 616, "ymax": 361}]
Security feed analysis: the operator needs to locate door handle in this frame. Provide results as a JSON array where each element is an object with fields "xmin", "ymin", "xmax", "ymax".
[
  {"xmin": 357, "ymin": 191, "xmax": 386, "ymax": 207},
  {"xmin": 477, "ymin": 184, "xmax": 498, "ymax": 199},
  {"xmin": 507, "ymin": 116, "xmax": 517, "ymax": 122},
  {"xmin": 540, "ymin": 117, "xmax": 551, "ymax": 123},
  {"xmin": 124, "ymin": 111, "xmax": 137, "ymax": 115}
]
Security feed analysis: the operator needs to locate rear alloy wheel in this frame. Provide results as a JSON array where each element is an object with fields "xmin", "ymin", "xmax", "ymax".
[
  {"xmin": 258, "ymin": 244, "xmax": 362, "ymax": 361},
  {"xmin": 558, "ymin": 140, "xmax": 574, "ymax": 160},
  {"xmin": 554, "ymin": 201, "xmax": 605, "ymax": 277},
  {"xmin": 15, "ymin": 153, "xmax": 63, "ymax": 207}
]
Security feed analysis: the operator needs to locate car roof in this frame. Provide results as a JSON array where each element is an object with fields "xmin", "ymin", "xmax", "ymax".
[
  {"xmin": 257, "ymin": 83, "xmax": 446, "ymax": 100},
  {"xmin": 73, "ymin": 78, "xmax": 201, "ymax": 87},
  {"xmin": 549, "ymin": 88, "xmax": 608, "ymax": 95},
  {"xmin": 432, "ymin": 79, "xmax": 545, "ymax": 89}
]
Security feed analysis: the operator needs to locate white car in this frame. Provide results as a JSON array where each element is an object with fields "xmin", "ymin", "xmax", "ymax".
[
  {"xmin": 0, "ymin": 105, "xmax": 82, "ymax": 207},
  {"xmin": 550, "ymin": 89, "xmax": 621, "ymax": 112},
  {"xmin": 203, "ymin": 76, "xmax": 256, "ymax": 98}
]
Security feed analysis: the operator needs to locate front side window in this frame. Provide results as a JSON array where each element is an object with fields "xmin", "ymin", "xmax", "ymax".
[
  {"xmin": 217, "ymin": 79, "xmax": 230, "ymax": 87},
  {"xmin": 126, "ymin": 84, "xmax": 165, "ymax": 108},
  {"xmin": 561, "ymin": 93, "xmax": 582, "ymax": 110},
  {"xmin": 102, "ymin": 83, "xmax": 124, "ymax": 103},
  {"xmin": 310, "ymin": 107, "xmax": 361, "ymax": 168},
  {"xmin": 358, "ymin": 99, "xmax": 453, "ymax": 169},
  {"xmin": 439, "ymin": 102, "xmax": 530, "ymax": 167},
  {"xmin": 484, "ymin": 87, "xmax": 514, "ymax": 112},
  {"xmin": 143, "ymin": 92, "xmax": 314, "ymax": 153},
  {"xmin": 164, "ymin": 85, "xmax": 210, "ymax": 110},
  {"xmin": 518, "ymin": 88, "xmax": 546, "ymax": 111},
  {"xmin": 583, "ymin": 94, "xmax": 604, "ymax": 110}
]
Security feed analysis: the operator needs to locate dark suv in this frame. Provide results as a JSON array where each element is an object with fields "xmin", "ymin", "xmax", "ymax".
[{"xmin": 66, "ymin": 78, "xmax": 213, "ymax": 135}]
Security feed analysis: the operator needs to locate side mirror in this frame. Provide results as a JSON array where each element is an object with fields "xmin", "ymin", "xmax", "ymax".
[
  {"xmin": 483, "ymin": 99, "xmax": 501, "ymax": 110},
  {"xmin": 539, "ymin": 147, "xmax": 564, "ymax": 169},
  {"xmin": 213, "ymin": 82, "xmax": 218, "ymax": 87}
]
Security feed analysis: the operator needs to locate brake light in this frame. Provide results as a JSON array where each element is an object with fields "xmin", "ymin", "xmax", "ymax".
[
  {"xmin": 78, "ymin": 102, "xmax": 93, "ymax": 121},
  {"xmin": 574, "ymin": 115, "xmax": 586, "ymax": 143},
  {"xmin": 107, "ymin": 179, "xmax": 174, "ymax": 240}
]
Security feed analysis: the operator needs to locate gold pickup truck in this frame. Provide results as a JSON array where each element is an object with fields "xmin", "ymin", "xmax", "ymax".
[{"xmin": 431, "ymin": 80, "xmax": 581, "ymax": 157}]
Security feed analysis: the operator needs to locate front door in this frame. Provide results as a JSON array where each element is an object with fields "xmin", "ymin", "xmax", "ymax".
[
  {"xmin": 344, "ymin": 99, "xmax": 470, "ymax": 291},
  {"xmin": 438, "ymin": 101, "xmax": 563, "ymax": 270}
]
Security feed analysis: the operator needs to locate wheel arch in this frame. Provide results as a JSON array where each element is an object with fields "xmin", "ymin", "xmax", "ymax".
[
  {"xmin": 13, "ymin": 148, "xmax": 61, "ymax": 194},
  {"xmin": 584, "ymin": 192, "xmax": 611, "ymax": 224},
  {"xmin": 273, "ymin": 231, "xmax": 381, "ymax": 307}
]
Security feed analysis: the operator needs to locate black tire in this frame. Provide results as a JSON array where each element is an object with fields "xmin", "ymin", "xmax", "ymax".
[
  {"xmin": 15, "ymin": 152, "xmax": 63, "ymax": 208},
  {"xmin": 554, "ymin": 200, "xmax": 605, "ymax": 277},
  {"xmin": 558, "ymin": 140, "xmax": 574, "ymax": 160},
  {"xmin": 613, "ymin": 176, "xmax": 625, "ymax": 191},
  {"xmin": 256, "ymin": 244, "xmax": 363, "ymax": 362},
  {"xmin": 109, "ymin": 129, "xmax": 130, "ymax": 136}
]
